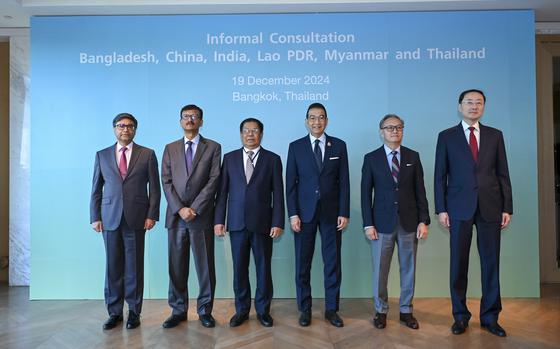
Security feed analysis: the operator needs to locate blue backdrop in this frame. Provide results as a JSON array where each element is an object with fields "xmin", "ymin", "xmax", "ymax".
[{"xmin": 30, "ymin": 10, "xmax": 538, "ymax": 299}]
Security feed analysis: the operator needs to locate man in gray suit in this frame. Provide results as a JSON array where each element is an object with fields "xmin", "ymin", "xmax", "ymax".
[
  {"xmin": 161, "ymin": 104, "xmax": 221, "ymax": 329},
  {"xmin": 90, "ymin": 113, "xmax": 161, "ymax": 330}
]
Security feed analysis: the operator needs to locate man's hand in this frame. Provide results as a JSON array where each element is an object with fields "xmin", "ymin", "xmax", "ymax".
[
  {"xmin": 337, "ymin": 216, "xmax": 349, "ymax": 231},
  {"xmin": 365, "ymin": 226, "xmax": 378, "ymax": 240},
  {"xmin": 270, "ymin": 227, "xmax": 283, "ymax": 239},
  {"xmin": 179, "ymin": 207, "xmax": 197, "ymax": 222},
  {"xmin": 290, "ymin": 216, "xmax": 301, "ymax": 233},
  {"xmin": 417, "ymin": 222, "xmax": 428, "ymax": 239},
  {"xmin": 92, "ymin": 221, "xmax": 103, "ymax": 233},
  {"xmin": 501, "ymin": 213, "xmax": 511, "ymax": 229},
  {"xmin": 144, "ymin": 219, "xmax": 156, "ymax": 230},
  {"xmin": 438, "ymin": 212, "xmax": 450, "ymax": 230},
  {"xmin": 214, "ymin": 224, "xmax": 226, "ymax": 237}
]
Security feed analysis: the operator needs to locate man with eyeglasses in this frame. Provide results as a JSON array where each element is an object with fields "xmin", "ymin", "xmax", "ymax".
[
  {"xmin": 434, "ymin": 89, "xmax": 512, "ymax": 337},
  {"xmin": 286, "ymin": 102, "xmax": 350, "ymax": 327},
  {"xmin": 214, "ymin": 118, "xmax": 284, "ymax": 328},
  {"xmin": 360, "ymin": 114, "xmax": 429, "ymax": 331},
  {"xmin": 90, "ymin": 113, "xmax": 161, "ymax": 330},
  {"xmin": 161, "ymin": 104, "xmax": 221, "ymax": 329}
]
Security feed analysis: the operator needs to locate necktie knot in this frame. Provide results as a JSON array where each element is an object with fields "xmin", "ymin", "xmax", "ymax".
[
  {"xmin": 185, "ymin": 141, "xmax": 193, "ymax": 174},
  {"xmin": 247, "ymin": 150, "xmax": 254, "ymax": 160},
  {"xmin": 245, "ymin": 150, "xmax": 255, "ymax": 183}
]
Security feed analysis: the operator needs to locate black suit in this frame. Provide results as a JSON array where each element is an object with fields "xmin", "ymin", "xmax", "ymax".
[{"xmin": 434, "ymin": 122, "xmax": 513, "ymax": 325}]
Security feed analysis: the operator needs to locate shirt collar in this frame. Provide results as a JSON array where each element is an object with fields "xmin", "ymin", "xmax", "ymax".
[
  {"xmin": 383, "ymin": 144, "xmax": 400, "ymax": 156},
  {"xmin": 243, "ymin": 146, "xmax": 261, "ymax": 154},
  {"xmin": 184, "ymin": 134, "xmax": 200, "ymax": 145},
  {"xmin": 309, "ymin": 133, "xmax": 326, "ymax": 144},
  {"xmin": 117, "ymin": 142, "xmax": 133, "ymax": 152},
  {"xmin": 462, "ymin": 120, "xmax": 480, "ymax": 132}
]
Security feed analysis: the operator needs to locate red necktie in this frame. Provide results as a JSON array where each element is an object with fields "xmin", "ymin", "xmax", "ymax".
[
  {"xmin": 119, "ymin": 147, "xmax": 128, "ymax": 179},
  {"xmin": 468, "ymin": 127, "xmax": 478, "ymax": 162}
]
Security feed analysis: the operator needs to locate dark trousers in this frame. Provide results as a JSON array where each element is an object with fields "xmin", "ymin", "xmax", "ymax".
[
  {"xmin": 230, "ymin": 229, "xmax": 273, "ymax": 315},
  {"xmin": 450, "ymin": 211, "xmax": 502, "ymax": 325},
  {"xmin": 167, "ymin": 227, "xmax": 216, "ymax": 316},
  {"xmin": 102, "ymin": 216, "xmax": 145, "ymax": 316},
  {"xmin": 294, "ymin": 204, "xmax": 342, "ymax": 312}
]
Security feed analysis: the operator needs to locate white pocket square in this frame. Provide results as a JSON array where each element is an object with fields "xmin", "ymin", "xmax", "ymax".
[
  {"xmin": 406, "ymin": 163, "xmax": 413, "ymax": 166},
  {"xmin": 329, "ymin": 156, "xmax": 340, "ymax": 160}
]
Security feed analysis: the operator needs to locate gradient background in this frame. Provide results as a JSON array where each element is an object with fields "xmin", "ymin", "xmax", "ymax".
[{"xmin": 30, "ymin": 10, "xmax": 537, "ymax": 299}]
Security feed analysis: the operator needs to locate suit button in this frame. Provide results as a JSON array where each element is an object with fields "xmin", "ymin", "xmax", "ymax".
[
  {"xmin": 394, "ymin": 202, "xmax": 398, "ymax": 205},
  {"xmin": 395, "ymin": 188, "xmax": 399, "ymax": 191},
  {"xmin": 315, "ymin": 190, "xmax": 319, "ymax": 194}
]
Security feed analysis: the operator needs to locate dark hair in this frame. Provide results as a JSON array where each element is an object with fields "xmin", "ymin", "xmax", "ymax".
[
  {"xmin": 180, "ymin": 104, "xmax": 203, "ymax": 119},
  {"xmin": 240, "ymin": 117, "xmax": 264, "ymax": 133},
  {"xmin": 379, "ymin": 114, "xmax": 404, "ymax": 129},
  {"xmin": 458, "ymin": 89, "xmax": 486, "ymax": 103},
  {"xmin": 306, "ymin": 102, "xmax": 327, "ymax": 119},
  {"xmin": 113, "ymin": 113, "xmax": 138, "ymax": 128}
]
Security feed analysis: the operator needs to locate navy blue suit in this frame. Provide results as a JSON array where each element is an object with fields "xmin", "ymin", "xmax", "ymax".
[
  {"xmin": 286, "ymin": 134, "xmax": 349, "ymax": 312},
  {"xmin": 434, "ymin": 122, "xmax": 512, "ymax": 325},
  {"xmin": 214, "ymin": 148, "xmax": 284, "ymax": 315},
  {"xmin": 361, "ymin": 146, "xmax": 430, "ymax": 234}
]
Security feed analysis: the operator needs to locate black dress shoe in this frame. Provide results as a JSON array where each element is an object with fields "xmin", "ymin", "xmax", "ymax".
[
  {"xmin": 299, "ymin": 311, "xmax": 311, "ymax": 327},
  {"xmin": 199, "ymin": 314, "xmax": 216, "ymax": 328},
  {"xmin": 325, "ymin": 310, "xmax": 344, "ymax": 328},
  {"xmin": 373, "ymin": 313, "xmax": 387, "ymax": 329},
  {"xmin": 103, "ymin": 315, "xmax": 123, "ymax": 330},
  {"xmin": 451, "ymin": 320, "xmax": 469, "ymax": 335},
  {"xmin": 257, "ymin": 313, "xmax": 274, "ymax": 327},
  {"xmin": 481, "ymin": 322, "xmax": 507, "ymax": 337},
  {"xmin": 162, "ymin": 313, "xmax": 187, "ymax": 329},
  {"xmin": 126, "ymin": 311, "xmax": 140, "ymax": 329},
  {"xmin": 229, "ymin": 313, "xmax": 249, "ymax": 327},
  {"xmin": 399, "ymin": 313, "xmax": 419, "ymax": 330}
]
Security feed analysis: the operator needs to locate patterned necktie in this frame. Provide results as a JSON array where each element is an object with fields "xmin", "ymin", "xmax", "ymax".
[
  {"xmin": 391, "ymin": 150, "xmax": 399, "ymax": 184},
  {"xmin": 185, "ymin": 141, "xmax": 193, "ymax": 175},
  {"xmin": 245, "ymin": 150, "xmax": 254, "ymax": 183},
  {"xmin": 314, "ymin": 139, "xmax": 323, "ymax": 170},
  {"xmin": 119, "ymin": 147, "xmax": 128, "ymax": 180},
  {"xmin": 469, "ymin": 127, "xmax": 478, "ymax": 162}
]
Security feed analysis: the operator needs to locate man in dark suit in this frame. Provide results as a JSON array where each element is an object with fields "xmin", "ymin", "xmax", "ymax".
[
  {"xmin": 214, "ymin": 118, "xmax": 285, "ymax": 328},
  {"xmin": 161, "ymin": 104, "xmax": 221, "ymax": 329},
  {"xmin": 90, "ymin": 113, "xmax": 161, "ymax": 330},
  {"xmin": 286, "ymin": 102, "xmax": 350, "ymax": 327},
  {"xmin": 361, "ymin": 114, "xmax": 430, "ymax": 330},
  {"xmin": 434, "ymin": 89, "xmax": 513, "ymax": 337}
]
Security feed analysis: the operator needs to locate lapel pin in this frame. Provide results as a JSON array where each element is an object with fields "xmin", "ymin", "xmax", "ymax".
[{"xmin": 327, "ymin": 141, "xmax": 331, "ymax": 147}]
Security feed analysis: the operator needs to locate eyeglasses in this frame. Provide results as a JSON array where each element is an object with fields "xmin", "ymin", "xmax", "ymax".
[
  {"xmin": 242, "ymin": 128, "xmax": 260, "ymax": 135},
  {"xmin": 381, "ymin": 125, "xmax": 404, "ymax": 132},
  {"xmin": 307, "ymin": 115, "xmax": 326, "ymax": 122},
  {"xmin": 115, "ymin": 124, "xmax": 136, "ymax": 130},
  {"xmin": 462, "ymin": 101, "xmax": 484, "ymax": 107},
  {"xmin": 181, "ymin": 114, "xmax": 201, "ymax": 121}
]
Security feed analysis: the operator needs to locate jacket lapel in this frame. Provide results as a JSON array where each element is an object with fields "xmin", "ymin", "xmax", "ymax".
[
  {"xmin": 249, "ymin": 148, "xmax": 266, "ymax": 185},
  {"xmin": 190, "ymin": 135, "xmax": 207, "ymax": 177},
  {"xmin": 321, "ymin": 135, "xmax": 333, "ymax": 174},
  {"xmin": 125, "ymin": 144, "xmax": 141, "ymax": 179},
  {"xmin": 174, "ymin": 138, "xmax": 188, "ymax": 181},
  {"xmin": 454, "ymin": 123, "xmax": 475, "ymax": 164},
  {"xmin": 377, "ymin": 146, "xmax": 395, "ymax": 184}
]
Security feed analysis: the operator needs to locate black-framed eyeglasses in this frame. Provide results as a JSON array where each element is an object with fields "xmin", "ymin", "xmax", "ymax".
[
  {"xmin": 115, "ymin": 124, "xmax": 136, "ymax": 130},
  {"xmin": 181, "ymin": 114, "xmax": 201, "ymax": 121},
  {"xmin": 307, "ymin": 115, "xmax": 326, "ymax": 122},
  {"xmin": 381, "ymin": 125, "xmax": 404, "ymax": 132}
]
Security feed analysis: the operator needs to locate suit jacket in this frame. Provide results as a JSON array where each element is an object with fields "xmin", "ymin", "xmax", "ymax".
[
  {"xmin": 90, "ymin": 143, "xmax": 161, "ymax": 231},
  {"xmin": 161, "ymin": 135, "xmax": 221, "ymax": 229},
  {"xmin": 434, "ymin": 122, "xmax": 513, "ymax": 222},
  {"xmin": 361, "ymin": 145, "xmax": 430, "ymax": 234},
  {"xmin": 214, "ymin": 148, "xmax": 285, "ymax": 234},
  {"xmin": 286, "ymin": 134, "xmax": 350, "ymax": 223}
]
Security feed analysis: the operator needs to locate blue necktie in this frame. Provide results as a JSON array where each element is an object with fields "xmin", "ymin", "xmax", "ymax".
[
  {"xmin": 185, "ymin": 141, "xmax": 193, "ymax": 175},
  {"xmin": 314, "ymin": 139, "xmax": 322, "ymax": 170}
]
